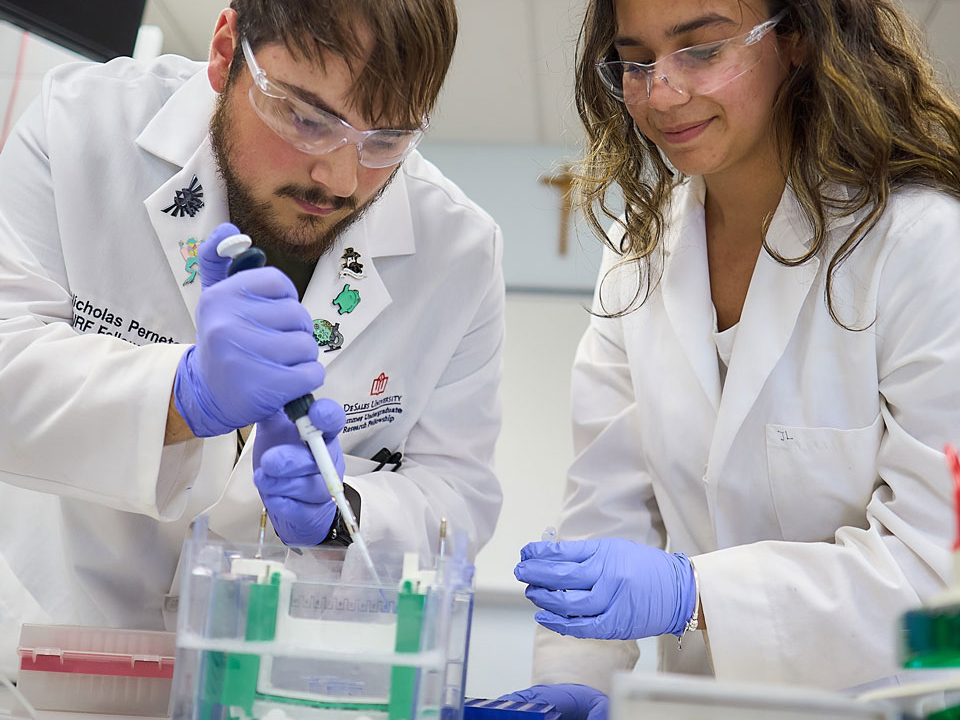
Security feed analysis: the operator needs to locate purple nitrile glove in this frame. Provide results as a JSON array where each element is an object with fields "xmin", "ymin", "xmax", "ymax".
[
  {"xmin": 173, "ymin": 223, "xmax": 326, "ymax": 437},
  {"xmin": 197, "ymin": 222, "xmax": 234, "ymax": 290},
  {"xmin": 252, "ymin": 398, "xmax": 347, "ymax": 546},
  {"xmin": 514, "ymin": 538, "xmax": 697, "ymax": 640},
  {"xmin": 498, "ymin": 684, "xmax": 608, "ymax": 720}
]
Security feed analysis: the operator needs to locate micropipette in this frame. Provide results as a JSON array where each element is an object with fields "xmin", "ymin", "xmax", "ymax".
[{"xmin": 216, "ymin": 234, "xmax": 381, "ymax": 585}]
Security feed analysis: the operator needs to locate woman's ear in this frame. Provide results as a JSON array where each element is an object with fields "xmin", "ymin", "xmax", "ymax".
[{"xmin": 207, "ymin": 9, "xmax": 239, "ymax": 94}]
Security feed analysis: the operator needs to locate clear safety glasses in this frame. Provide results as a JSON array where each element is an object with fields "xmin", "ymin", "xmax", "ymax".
[
  {"xmin": 596, "ymin": 9, "xmax": 788, "ymax": 104},
  {"xmin": 240, "ymin": 37, "xmax": 427, "ymax": 168}
]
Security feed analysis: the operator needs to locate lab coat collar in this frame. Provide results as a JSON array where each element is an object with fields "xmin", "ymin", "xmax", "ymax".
[
  {"xmin": 762, "ymin": 180, "xmax": 860, "ymax": 259},
  {"xmin": 135, "ymin": 66, "xmax": 215, "ymax": 169},
  {"xmin": 660, "ymin": 175, "xmax": 722, "ymax": 411},
  {"xmin": 296, "ymin": 169, "xmax": 417, "ymax": 363},
  {"xmin": 142, "ymin": 136, "xmax": 230, "ymax": 327},
  {"xmin": 355, "ymin": 160, "xmax": 416, "ymax": 259},
  {"xmin": 137, "ymin": 65, "xmax": 226, "ymax": 327},
  {"xmin": 677, "ymin": 175, "xmax": 860, "ymax": 254}
]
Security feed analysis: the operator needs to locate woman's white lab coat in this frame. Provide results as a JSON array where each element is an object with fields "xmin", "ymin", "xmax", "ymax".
[
  {"xmin": 0, "ymin": 56, "xmax": 504, "ymax": 675},
  {"xmin": 533, "ymin": 176, "xmax": 960, "ymax": 692}
]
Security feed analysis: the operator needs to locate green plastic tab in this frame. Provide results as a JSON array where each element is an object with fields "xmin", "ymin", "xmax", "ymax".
[
  {"xmin": 246, "ymin": 573, "xmax": 281, "ymax": 641},
  {"xmin": 929, "ymin": 705, "xmax": 960, "ymax": 720},
  {"xmin": 218, "ymin": 572, "xmax": 283, "ymax": 715},
  {"xmin": 902, "ymin": 604, "xmax": 960, "ymax": 668},
  {"xmin": 389, "ymin": 581, "xmax": 426, "ymax": 720}
]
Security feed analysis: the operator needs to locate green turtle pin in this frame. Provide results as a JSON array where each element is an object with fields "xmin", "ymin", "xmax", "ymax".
[{"xmin": 332, "ymin": 284, "xmax": 361, "ymax": 314}]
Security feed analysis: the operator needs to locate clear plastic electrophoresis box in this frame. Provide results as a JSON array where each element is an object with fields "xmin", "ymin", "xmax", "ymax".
[{"xmin": 171, "ymin": 522, "xmax": 475, "ymax": 720}]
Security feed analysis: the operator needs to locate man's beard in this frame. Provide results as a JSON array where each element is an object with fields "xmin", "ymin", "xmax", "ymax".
[{"xmin": 209, "ymin": 89, "xmax": 397, "ymax": 263}]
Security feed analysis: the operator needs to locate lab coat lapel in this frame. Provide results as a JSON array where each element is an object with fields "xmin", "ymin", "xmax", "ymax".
[
  {"xmin": 299, "ymin": 170, "xmax": 415, "ymax": 367},
  {"xmin": 705, "ymin": 187, "xmax": 821, "ymax": 478},
  {"xmin": 137, "ymin": 69, "xmax": 226, "ymax": 329},
  {"xmin": 142, "ymin": 142, "xmax": 229, "ymax": 325},
  {"xmin": 661, "ymin": 178, "xmax": 722, "ymax": 412}
]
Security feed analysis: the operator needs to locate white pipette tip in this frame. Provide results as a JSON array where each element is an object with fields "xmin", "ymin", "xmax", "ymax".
[
  {"xmin": 351, "ymin": 533, "xmax": 381, "ymax": 584},
  {"xmin": 290, "ymin": 411, "xmax": 382, "ymax": 586},
  {"xmin": 216, "ymin": 233, "xmax": 252, "ymax": 259}
]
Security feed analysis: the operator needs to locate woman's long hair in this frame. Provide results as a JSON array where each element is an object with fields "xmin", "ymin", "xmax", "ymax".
[{"xmin": 576, "ymin": 0, "xmax": 960, "ymax": 322}]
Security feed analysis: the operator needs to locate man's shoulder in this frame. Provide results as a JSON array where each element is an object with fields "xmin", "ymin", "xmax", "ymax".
[
  {"xmin": 400, "ymin": 152, "xmax": 500, "ymax": 239},
  {"xmin": 42, "ymin": 54, "xmax": 204, "ymax": 116}
]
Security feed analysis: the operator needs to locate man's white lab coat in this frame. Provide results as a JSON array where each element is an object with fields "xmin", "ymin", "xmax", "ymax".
[
  {"xmin": 533, "ymin": 176, "xmax": 960, "ymax": 692},
  {"xmin": 0, "ymin": 55, "xmax": 504, "ymax": 675}
]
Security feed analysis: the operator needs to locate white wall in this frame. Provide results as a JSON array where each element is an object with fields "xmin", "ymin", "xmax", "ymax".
[
  {"xmin": 0, "ymin": 21, "xmax": 81, "ymax": 148},
  {"xmin": 420, "ymin": 143, "xmax": 607, "ymax": 293},
  {"xmin": 463, "ymin": 292, "xmax": 659, "ymax": 701},
  {"xmin": 472, "ymin": 292, "xmax": 591, "ymax": 594},
  {"xmin": 458, "ymin": 289, "xmax": 591, "ymax": 696}
]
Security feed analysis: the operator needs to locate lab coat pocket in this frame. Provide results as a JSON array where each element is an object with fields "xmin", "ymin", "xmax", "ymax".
[{"xmin": 765, "ymin": 414, "xmax": 883, "ymax": 542}]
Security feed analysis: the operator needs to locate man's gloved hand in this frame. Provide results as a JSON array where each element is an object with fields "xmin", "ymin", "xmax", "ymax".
[
  {"xmin": 499, "ymin": 684, "xmax": 608, "ymax": 720},
  {"xmin": 514, "ymin": 538, "xmax": 696, "ymax": 640},
  {"xmin": 252, "ymin": 398, "xmax": 347, "ymax": 546},
  {"xmin": 173, "ymin": 223, "xmax": 325, "ymax": 437}
]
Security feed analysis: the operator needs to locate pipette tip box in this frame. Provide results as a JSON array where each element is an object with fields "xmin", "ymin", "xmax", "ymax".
[{"xmin": 17, "ymin": 624, "xmax": 176, "ymax": 716}]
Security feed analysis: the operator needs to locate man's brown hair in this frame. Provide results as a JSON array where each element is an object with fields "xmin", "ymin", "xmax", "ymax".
[{"xmin": 229, "ymin": 0, "xmax": 457, "ymax": 128}]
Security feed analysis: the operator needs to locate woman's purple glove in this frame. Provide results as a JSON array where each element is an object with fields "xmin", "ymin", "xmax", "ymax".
[
  {"xmin": 173, "ymin": 223, "xmax": 325, "ymax": 437},
  {"xmin": 515, "ymin": 538, "xmax": 696, "ymax": 640},
  {"xmin": 499, "ymin": 684, "xmax": 608, "ymax": 720},
  {"xmin": 252, "ymin": 398, "xmax": 347, "ymax": 546}
]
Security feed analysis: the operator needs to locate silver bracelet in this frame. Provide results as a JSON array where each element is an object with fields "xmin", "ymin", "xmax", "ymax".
[{"xmin": 678, "ymin": 561, "xmax": 700, "ymax": 651}]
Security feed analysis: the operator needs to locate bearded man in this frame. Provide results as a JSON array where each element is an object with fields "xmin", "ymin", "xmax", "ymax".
[{"xmin": 0, "ymin": 0, "xmax": 503, "ymax": 677}]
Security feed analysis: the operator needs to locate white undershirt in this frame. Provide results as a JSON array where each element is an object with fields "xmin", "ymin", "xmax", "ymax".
[{"xmin": 712, "ymin": 306, "xmax": 739, "ymax": 390}]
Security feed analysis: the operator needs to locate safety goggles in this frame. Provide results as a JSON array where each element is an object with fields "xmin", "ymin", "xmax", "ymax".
[
  {"xmin": 596, "ymin": 9, "xmax": 788, "ymax": 104},
  {"xmin": 240, "ymin": 36, "xmax": 427, "ymax": 168}
]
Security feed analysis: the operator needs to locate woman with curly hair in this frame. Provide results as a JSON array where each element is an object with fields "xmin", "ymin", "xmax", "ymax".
[{"xmin": 505, "ymin": 0, "xmax": 960, "ymax": 714}]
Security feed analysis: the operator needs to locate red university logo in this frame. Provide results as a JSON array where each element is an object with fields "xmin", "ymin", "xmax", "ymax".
[{"xmin": 370, "ymin": 372, "xmax": 389, "ymax": 396}]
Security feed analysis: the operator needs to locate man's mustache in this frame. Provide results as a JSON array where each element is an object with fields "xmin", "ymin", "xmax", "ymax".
[{"xmin": 276, "ymin": 185, "xmax": 358, "ymax": 211}]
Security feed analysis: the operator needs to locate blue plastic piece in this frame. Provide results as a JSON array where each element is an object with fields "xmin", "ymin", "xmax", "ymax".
[{"xmin": 464, "ymin": 698, "xmax": 561, "ymax": 720}]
